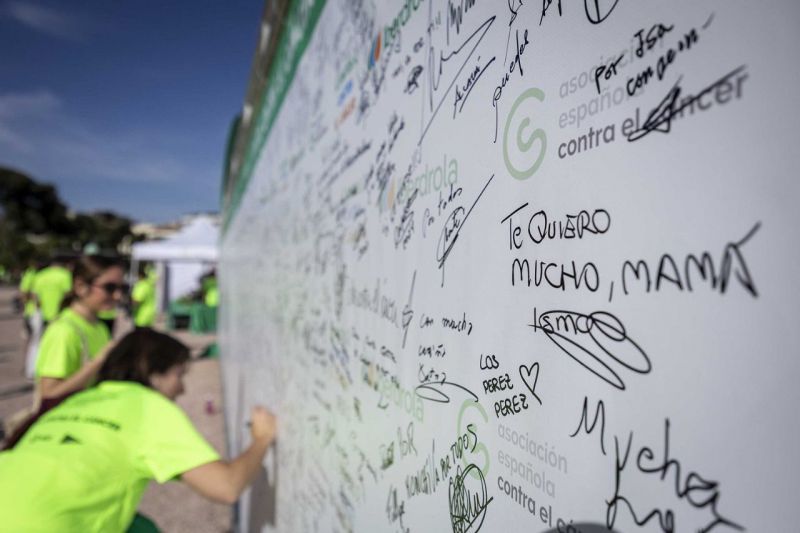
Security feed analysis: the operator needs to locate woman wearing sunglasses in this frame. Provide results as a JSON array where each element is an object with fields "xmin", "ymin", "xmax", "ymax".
[
  {"xmin": 0, "ymin": 328, "xmax": 277, "ymax": 532},
  {"xmin": 35, "ymin": 254, "xmax": 125, "ymax": 400}
]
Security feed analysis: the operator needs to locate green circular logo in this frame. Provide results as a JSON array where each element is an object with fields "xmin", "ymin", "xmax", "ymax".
[
  {"xmin": 503, "ymin": 88, "xmax": 547, "ymax": 180},
  {"xmin": 457, "ymin": 399, "xmax": 490, "ymax": 480}
]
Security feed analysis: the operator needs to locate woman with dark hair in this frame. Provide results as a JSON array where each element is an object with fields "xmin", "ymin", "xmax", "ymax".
[
  {"xmin": 0, "ymin": 328, "xmax": 277, "ymax": 532},
  {"xmin": 35, "ymin": 254, "xmax": 125, "ymax": 400}
]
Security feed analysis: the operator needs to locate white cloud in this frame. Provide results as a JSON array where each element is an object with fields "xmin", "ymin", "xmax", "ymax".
[
  {"xmin": 4, "ymin": 1, "xmax": 89, "ymax": 41},
  {"xmin": 0, "ymin": 90, "xmax": 61, "ymax": 152},
  {"xmin": 0, "ymin": 89, "xmax": 60, "ymax": 118},
  {"xmin": 0, "ymin": 123, "xmax": 33, "ymax": 152},
  {"xmin": 0, "ymin": 89, "xmax": 191, "ymax": 185}
]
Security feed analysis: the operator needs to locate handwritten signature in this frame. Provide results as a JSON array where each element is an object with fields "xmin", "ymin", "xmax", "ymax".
[
  {"xmin": 626, "ymin": 65, "xmax": 747, "ymax": 142},
  {"xmin": 492, "ymin": 28, "xmax": 530, "ymax": 143},
  {"xmin": 436, "ymin": 174, "xmax": 495, "ymax": 286},
  {"xmin": 448, "ymin": 463, "xmax": 494, "ymax": 533},
  {"xmin": 538, "ymin": 0, "xmax": 622, "ymax": 26},
  {"xmin": 416, "ymin": 364, "xmax": 479, "ymax": 404},
  {"xmin": 454, "ymin": 56, "xmax": 496, "ymax": 117},
  {"xmin": 421, "ymin": 16, "xmax": 496, "ymax": 144},
  {"xmin": 570, "ymin": 398, "xmax": 744, "ymax": 532},
  {"xmin": 401, "ymin": 271, "xmax": 416, "ymax": 348},
  {"xmin": 529, "ymin": 308, "xmax": 651, "ymax": 390}
]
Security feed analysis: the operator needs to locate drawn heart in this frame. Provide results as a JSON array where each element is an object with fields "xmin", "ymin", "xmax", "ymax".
[{"xmin": 519, "ymin": 363, "xmax": 542, "ymax": 405}]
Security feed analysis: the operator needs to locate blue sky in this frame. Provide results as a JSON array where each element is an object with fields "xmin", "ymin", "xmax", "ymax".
[{"xmin": 0, "ymin": 0, "xmax": 262, "ymax": 223}]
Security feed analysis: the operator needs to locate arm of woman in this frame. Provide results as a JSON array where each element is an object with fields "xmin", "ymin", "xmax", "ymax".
[
  {"xmin": 39, "ymin": 344, "xmax": 111, "ymax": 399},
  {"xmin": 181, "ymin": 406, "xmax": 276, "ymax": 505}
]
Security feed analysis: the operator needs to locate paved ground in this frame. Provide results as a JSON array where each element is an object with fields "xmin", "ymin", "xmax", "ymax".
[{"xmin": 0, "ymin": 285, "xmax": 232, "ymax": 532}]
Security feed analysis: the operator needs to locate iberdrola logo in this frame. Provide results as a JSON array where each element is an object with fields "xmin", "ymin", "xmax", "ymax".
[{"xmin": 368, "ymin": 33, "xmax": 382, "ymax": 69}]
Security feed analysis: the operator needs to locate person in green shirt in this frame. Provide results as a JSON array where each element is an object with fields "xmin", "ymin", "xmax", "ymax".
[
  {"xmin": 204, "ymin": 277, "xmax": 218, "ymax": 307},
  {"xmin": 0, "ymin": 328, "xmax": 277, "ymax": 532},
  {"xmin": 200, "ymin": 269, "xmax": 217, "ymax": 305},
  {"xmin": 31, "ymin": 258, "xmax": 72, "ymax": 325},
  {"xmin": 36, "ymin": 255, "xmax": 125, "ymax": 401},
  {"xmin": 97, "ymin": 307, "xmax": 119, "ymax": 336},
  {"xmin": 84, "ymin": 249, "xmax": 121, "ymax": 336},
  {"xmin": 18, "ymin": 261, "xmax": 39, "ymax": 336},
  {"xmin": 132, "ymin": 263, "xmax": 157, "ymax": 327}
]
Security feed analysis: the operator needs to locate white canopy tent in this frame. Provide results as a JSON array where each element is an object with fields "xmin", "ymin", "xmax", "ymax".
[{"xmin": 130, "ymin": 216, "xmax": 219, "ymax": 312}]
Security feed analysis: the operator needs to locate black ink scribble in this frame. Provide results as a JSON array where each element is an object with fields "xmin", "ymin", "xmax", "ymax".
[
  {"xmin": 570, "ymin": 399, "xmax": 744, "ymax": 532},
  {"xmin": 446, "ymin": 0, "xmax": 480, "ymax": 44},
  {"xmin": 529, "ymin": 308, "xmax": 651, "ymax": 390},
  {"xmin": 454, "ymin": 56, "xmax": 496, "ymax": 116},
  {"xmin": 539, "ymin": 0, "xmax": 562, "ymax": 26},
  {"xmin": 627, "ymin": 65, "xmax": 747, "ymax": 142},
  {"xmin": 584, "ymin": 0, "xmax": 621, "ymax": 24},
  {"xmin": 416, "ymin": 364, "xmax": 479, "ymax": 404},
  {"xmin": 401, "ymin": 271, "xmax": 416, "ymax": 348},
  {"xmin": 436, "ymin": 174, "xmax": 495, "ymax": 286},
  {"xmin": 406, "ymin": 65, "xmax": 423, "ymax": 94},
  {"xmin": 594, "ymin": 53, "xmax": 625, "ymax": 94},
  {"xmin": 569, "ymin": 396, "xmax": 607, "ymax": 455},
  {"xmin": 536, "ymin": 0, "xmax": 620, "ymax": 26},
  {"xmin": 518, "ymin": 363, "xmax": 542, "ymax": 405},
  {"xmin": 606, "ymin": 420, "xmax": 745, "ymax": 533},
  {"xmin": 493, "ymin": 29, "xmax": 530, "ymax": 143},
  {"xmin": 448, "ymin": 464, "xmax": 493, "ymax": 533},
  {"xmin": 619, "ymin": 222, "xmax": 760, "ymax": 298},
  {"xmin": 386, "ymin": 485, "xmax": 410, "ymax": 533},
  {"xmin": 421, "ymin": 16, "xmax": 496, "ymax": 144},
  {"xmin": 508, "ymin": 0, "xmax": 524, "ymax": 26},
  {"xmin": 393, "ymin": 188, "xmax": 418, "ymax": 249},
  {"xmin": 415, "ymin": 380, "xmax": 480, "ymax": 404}
]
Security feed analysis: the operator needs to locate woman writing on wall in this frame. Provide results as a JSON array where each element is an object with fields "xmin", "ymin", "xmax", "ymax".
[
  {"xmin": 0, "ymin": 328, "xmax": 277, "ymax": 532},
  {"xmin": 35, "ymin": 254, "xmax": 125, "ymax": 400}
]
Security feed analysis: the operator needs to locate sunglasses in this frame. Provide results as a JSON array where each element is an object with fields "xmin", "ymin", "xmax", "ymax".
[{"xmin": 93, "ymin": 282, "xmax": 128, "ymax": 295}]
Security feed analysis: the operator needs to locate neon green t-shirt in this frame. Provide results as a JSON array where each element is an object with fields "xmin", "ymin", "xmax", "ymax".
[
  {"xmin": 19, "ymin": 267, "xmax": 38, "ymax": 317},
  {"xmin": 36, "ymin": 308, "xmax": 110, "ymax": 380},
  {"xmin": 31, "ymin": 265, "xmax": 72, "ymax": 322},
  {"xmin": 132, "ymin": 278, "xmax": 156, "ymax": 327},
  {"xmin": 204, "ymin": 284, "xmax": 219, "ymax": 307},
  {"xmin": 97, "ymin": 308, "xmax": 118, "ymax": 320},
  {"xmin": 0, "ymin": 381, "xmax": 220, "ymax": 533}
]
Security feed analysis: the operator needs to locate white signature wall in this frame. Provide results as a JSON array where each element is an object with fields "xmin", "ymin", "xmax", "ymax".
[{"xmin": 219, "ymin": 1, "xmax": 800, "ymax": 531}]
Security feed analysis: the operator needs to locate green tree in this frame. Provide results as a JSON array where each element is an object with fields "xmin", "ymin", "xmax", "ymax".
[
  {"xmin": 0, "ymin": 166, "xmax": 136, "ymax": 273},
  {"xmin": 0, "ymin": 167, "xmax": 72, "ymax": 235}
]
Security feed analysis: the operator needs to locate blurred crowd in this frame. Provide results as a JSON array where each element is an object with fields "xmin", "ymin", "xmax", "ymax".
[{"xmin": 0, "ymin": 254, "xmax": 274, "ymax": 533}]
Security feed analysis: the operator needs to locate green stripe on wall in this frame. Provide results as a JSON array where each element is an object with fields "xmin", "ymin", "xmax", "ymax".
[{"xmin": 223, "ymin": 0, "xmax": 327, "ymax": 234}]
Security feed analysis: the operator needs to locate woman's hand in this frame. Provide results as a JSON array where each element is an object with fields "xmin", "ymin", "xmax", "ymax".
[
  {"xmin": 95, "ymin": 336, "xmax": 120, "ymax": 362},
  {"xmin": 249, "ymin": 406, "xmax": 276, "ymax": 445},
  {"xmin": 184, "ymin": 406, "xmax": 278, "ymax": 504}
]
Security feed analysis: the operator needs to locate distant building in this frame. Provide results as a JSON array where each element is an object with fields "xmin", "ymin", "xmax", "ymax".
[{"xmin": 132, "ymin": 213, "xmax": 219, "ymax": 242}]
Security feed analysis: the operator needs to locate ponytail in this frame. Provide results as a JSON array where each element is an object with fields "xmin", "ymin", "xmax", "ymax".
[{"xmin": 59, "ymin": 290, "xmax": 78, "ymax": 312}]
